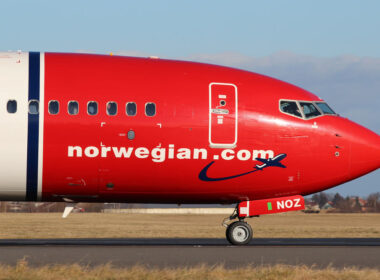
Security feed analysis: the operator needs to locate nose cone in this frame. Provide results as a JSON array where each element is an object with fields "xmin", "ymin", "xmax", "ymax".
[{"xmin": 346, "ymin": 121, "xmax": 380, "ymax": 179}]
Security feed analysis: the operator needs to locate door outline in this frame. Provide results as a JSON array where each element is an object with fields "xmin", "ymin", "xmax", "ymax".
[{"xmin": 209, "ymin": 82, "xmax": 238, "ymax": 148}]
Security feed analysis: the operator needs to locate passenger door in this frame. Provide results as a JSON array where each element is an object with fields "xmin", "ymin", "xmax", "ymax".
[{"xmin": 209, "ymin": 83, "xmax": 238, "ymax": 148}]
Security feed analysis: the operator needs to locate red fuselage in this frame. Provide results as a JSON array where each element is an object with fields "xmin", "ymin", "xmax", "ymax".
[{"xmin": 2, "ymin": 52, "xmax": 379, "ymax": 204}]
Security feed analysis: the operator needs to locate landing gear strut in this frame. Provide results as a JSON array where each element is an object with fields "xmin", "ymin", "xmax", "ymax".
[{"xmin": 222, "ymin": 207, "xmax": 254, "ymax": 245}]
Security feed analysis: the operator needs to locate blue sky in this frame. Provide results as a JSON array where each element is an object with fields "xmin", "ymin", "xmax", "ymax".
[
  {"xmin": 1, "ymin": 0, "xmax": 379, "ymax": 196},
  {"xmin": 1, "ymin": 0, "xmax": 380, "ymax": 58}
]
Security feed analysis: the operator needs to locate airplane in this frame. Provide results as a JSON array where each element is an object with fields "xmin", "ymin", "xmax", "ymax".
[
  {"xmin": 255, "ymin": 153, "xmax": 287, "ymax": 170},
  {"xmin": 0, "ymin": 51, "xmax": 379, "ymax": 245}
]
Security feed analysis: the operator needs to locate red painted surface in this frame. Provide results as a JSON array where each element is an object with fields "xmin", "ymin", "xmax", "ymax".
[
  {"xmin": 41, "ymin": 53, "xmax": 380, "ymax": 204},
  {"xmin": 238, "ymin": 195, "xmax": 305, "ymax": 217}
]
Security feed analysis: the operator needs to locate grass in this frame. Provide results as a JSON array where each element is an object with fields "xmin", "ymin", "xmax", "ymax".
[
  {"xmin": 0, "ymin": 212, "xmax": 379, "ymax": 239},
  {"xmin": 0, "ymin": 261, "xmax": 379, "ymax": 280},
  {"xmin": 0, "ymin": 213, "xmax": 379, "ymax": 278}
]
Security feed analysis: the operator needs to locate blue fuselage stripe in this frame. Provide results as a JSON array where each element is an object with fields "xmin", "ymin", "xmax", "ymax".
[{"xmin": 26, "ymin": 52, "xmax": 40, "ymax": 201}]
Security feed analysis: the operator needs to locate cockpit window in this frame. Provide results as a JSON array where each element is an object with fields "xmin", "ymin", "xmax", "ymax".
[
  {"xmin": 299, "ymin": 102, "xmax": 321, "ymax": 119},
  {"xmin": 315, "ymin": 102, "xmax": 336, "ymax": 115},
  {"xmin": 280, "ymin": 101, "xmax": 302, "ymax": 118},
  {"xmin": 280, "ymin": 99, "xmax": 337, "ymax": 120}
]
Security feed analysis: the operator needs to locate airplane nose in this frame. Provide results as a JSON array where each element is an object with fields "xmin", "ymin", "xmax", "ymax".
[{"xmin": 347, "ymin": 122, "xmax": 380, "ymax": 179}]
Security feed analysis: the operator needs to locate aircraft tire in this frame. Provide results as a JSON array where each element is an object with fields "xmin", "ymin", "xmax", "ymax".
[
  {"xmin": 225, "ymin": 225, "xmax": 232, "ymax": 244},
  {"xmin": 226, "ymin": 221, "xmax": 253, "ymax": 245}
]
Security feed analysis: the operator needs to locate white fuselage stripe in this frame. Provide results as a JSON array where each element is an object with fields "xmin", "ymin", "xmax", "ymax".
[
  {"xmin": 0, "ymin": 52, "xmax": 29, "ymax": 200},
  {"xmin": 37, "ymin": 53, "xmax": 45, "ymax": 201}
]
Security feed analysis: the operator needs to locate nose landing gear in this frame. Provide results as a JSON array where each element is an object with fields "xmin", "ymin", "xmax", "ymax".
[
  {"xmin": 223, "ymin": 195, "xmax": 305, "ymax": 245},
  {"xmin": 222, "ymin": 207, "xmax": 254, "ymax": 245}
]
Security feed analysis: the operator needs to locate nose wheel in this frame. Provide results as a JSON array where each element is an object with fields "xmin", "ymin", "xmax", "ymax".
[{"xmin": 226, "ymin": 221, "xmax": 253, "ymax": 245}]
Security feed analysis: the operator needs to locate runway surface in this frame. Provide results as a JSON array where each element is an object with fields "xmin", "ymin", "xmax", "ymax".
[{"xmin": 0, "ymin": 238, "xmax": 379, "ymax": 268}]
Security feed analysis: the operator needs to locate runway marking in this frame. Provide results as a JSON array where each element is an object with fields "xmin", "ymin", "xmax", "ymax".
[{"xmin": 0, "ymin": 238, "xmax": 379, "ymax": 246}]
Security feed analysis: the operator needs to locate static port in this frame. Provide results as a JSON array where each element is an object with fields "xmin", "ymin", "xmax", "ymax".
[{"xmin": 128, "ymin": 130, "xmax": 135, "ymax": 140}]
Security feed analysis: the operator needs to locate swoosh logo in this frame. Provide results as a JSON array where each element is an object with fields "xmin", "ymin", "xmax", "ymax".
[
  {"xmin": 198, "ymin": 161, "xmax": 259, "ymax": 182},
  {"xmin": 199, "ymin": 153, "xmax": 287, "ymax": 182}
]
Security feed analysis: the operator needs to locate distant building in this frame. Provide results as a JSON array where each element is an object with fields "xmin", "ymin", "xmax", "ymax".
[
  {"xmin": 321, "ymin": 201, "xmax": 334, "ymax": 210},
  {"xmin": 303, "ymin": 201, "xmax": 320, "ymax": 213}
]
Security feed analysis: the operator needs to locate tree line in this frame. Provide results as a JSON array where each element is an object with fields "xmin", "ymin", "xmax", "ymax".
[
  {"xmin": 0, "ymin": 193, "xmax": 379, "ymax": 213},
  {"xmin": 309, "ymin": 192, "xmax": 380, "ymax": 213}
]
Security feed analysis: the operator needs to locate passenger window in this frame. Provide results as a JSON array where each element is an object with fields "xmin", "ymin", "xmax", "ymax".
[
  {"xmin": 299, "ymin": 102, "xmax": 321, "ymax": 119},
  {"xmin": 48, "ymin": 100, "xmax": 59, "ymax": 115},
  {"xmin": 68, "ymin": 101, "xmax": 79, "ymax": 115},
  {"xmin": 107, "ymin": 102, "xmax": 117, "ymax": 116},
  {"xmin": 87, "ymin": 101, "xmax": 98, "ymax": 115},
  {"xmin": 280, "ymin": 101, "xmax": 302, "ymax": 118},
  {"xmin": 7, "ymin": 100, "xmax": 17, "ymax": 114},
  {"xmin": 126, "ymin": 102, "xmax": 137, "ymax": 116},
  {"xmin": 315, "ymin": 102, "xmax": 336, "ymax": 115},
  {"xmin": 28, "ymin": 100, "xmax": 39, "ymax": 114},
  {"xmin": 145, "ymin": 102, "xmax": 156, "ymax": 117}
]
